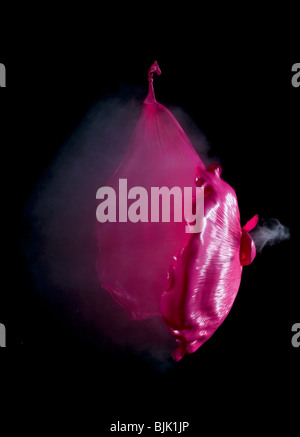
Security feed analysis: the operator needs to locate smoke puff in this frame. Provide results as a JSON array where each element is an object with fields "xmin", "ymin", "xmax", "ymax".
[
  {"xmin": 250, "ymin": 218, "xmax": 290, "ymax": 253},
  {"xmin": 168, "ymin": 105, "xmax": 212, "ymax": 166},
  {"xmin": 21, "ymin": 88, "xmax": 210, "ymax": 367}
]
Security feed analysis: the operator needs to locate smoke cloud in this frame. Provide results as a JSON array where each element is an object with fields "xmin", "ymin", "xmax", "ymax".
[
  {"xmin": 21, "ymin": 88, "xmax": 211, "ymax": 369},
  {"xmin": 250, "ymin": 218, "xmax": 290, "ymax": 253}
]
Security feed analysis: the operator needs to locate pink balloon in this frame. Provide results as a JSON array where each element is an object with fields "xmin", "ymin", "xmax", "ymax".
[
  {"xmin": 160, "ymin": 163, "xmax": 258, "ymax": 360},
  {"xmin": 96, "ymin": 61, "xmax": 204, "ymax": 319},
  {"xmin": 96, "ymin": 61, "xmax": 258, "ymax": 359}
]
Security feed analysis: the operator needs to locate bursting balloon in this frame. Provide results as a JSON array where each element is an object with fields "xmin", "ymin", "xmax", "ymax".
[
  {"xmin": 96, "ymin": 61, "xmax": 258, "ymax": 360},
  {"xmin": 160, "ymin": 164, "xmax": 258, "ymax": 360},
  {"xmin": 96, "ymin": 61, "xmax": 204, "ymax": 320}
]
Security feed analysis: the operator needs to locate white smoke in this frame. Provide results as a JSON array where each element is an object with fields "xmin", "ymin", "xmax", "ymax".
[
  {"xmin": 22, "ymin": 90, "xmax": 200, "ymax": 369},
  {"xmin": 250, "ymin": 218, "xmax": 290, "ymax": 253}
]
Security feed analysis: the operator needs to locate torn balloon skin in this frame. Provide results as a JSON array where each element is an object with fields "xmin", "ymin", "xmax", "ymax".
[
  {"xmin": 160, "ymin": 164, "xmax": 258, "ymax": 361},
  {"xmin": 96, "ymin": 60, "xmax": 259, "ymax": 361},
  {"xmin": 96, "ymin": 61, "xmax": 204, "ymax": 319}
]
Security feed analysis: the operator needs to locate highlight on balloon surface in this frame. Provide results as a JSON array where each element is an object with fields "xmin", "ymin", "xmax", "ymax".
[{"xmin": 95, "ymin": 61, "xmax": 269, "ymax": 360}]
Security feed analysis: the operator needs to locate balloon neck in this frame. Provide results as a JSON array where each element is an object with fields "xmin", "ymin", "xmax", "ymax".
[{"xmin": 144, "ymin": 60, "xmax": 161, "ymax": 104}]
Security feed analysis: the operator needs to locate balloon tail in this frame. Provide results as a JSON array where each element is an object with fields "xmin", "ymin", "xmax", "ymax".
[{"xmin": 144, "ymin": 60, "xmax": 161, "ymax": 104}]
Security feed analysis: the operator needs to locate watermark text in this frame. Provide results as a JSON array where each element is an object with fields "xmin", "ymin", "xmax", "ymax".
[
  {"xmin": 291, "ymin": 63, "xmax": 300, "ymax": 88},
  {"xmin": 0, "ymin": 323, "xmax": 6, "ymax": 347},
  {"xmin": 0, "ymin": 63, "xmax": 6, "ymax": 87},
  {"xmin": 291, "ymin": 322, "xmax": 300, "ymax": 347},
  {"xmin": 96, "ymin": 179, "xmax": 204, "ymax": 233}
]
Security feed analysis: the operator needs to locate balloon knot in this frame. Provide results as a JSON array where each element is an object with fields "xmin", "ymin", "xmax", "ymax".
[{"xmin": 144, "ymin": 60, "xmax": 161, "ymax": 104}]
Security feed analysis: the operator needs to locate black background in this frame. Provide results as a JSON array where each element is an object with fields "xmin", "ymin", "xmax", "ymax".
[{"xmin": 1, "ymin": 9, "xmax": 299, "ymax": 435}]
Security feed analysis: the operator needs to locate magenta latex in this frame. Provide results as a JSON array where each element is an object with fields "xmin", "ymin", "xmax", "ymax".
[
  {"xmin": 96, "ymin": 61, "xmax": 258, "ymax": 359},
  {"xmin": 160, "ymin": 163, "xmax": 258, "ymax": 360},
  {"xmin": 96, "ymin": 61, "xmax": 204, "ymax": 319}
]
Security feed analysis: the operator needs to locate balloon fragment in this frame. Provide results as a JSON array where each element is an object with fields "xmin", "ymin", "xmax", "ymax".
[
  {"xmin": 160, "ymin": 164, "xmax": 258, "ymax": 360},
  {"xmin": 96, "ymin": 61, "xmax": 258, "ymax": 359},
  {"xmin": 96, "ymin": 61, "xmax": 204, "ymax": 320}
]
